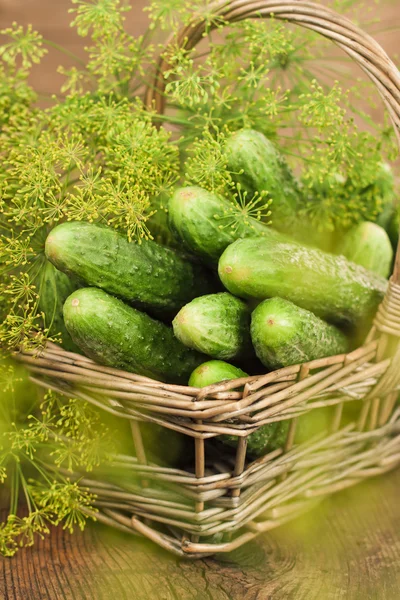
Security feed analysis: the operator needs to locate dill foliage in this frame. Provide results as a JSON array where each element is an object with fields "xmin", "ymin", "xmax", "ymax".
[
  {"xmin": 0, "ymin": 0, "xmax": 397, "ymax": 554},
  {"xmin": 0, "ymin": 359, "xmax": 116, "ymax": 556},
  {"xmin": 0, "ymin": 8, "xmax": 179, "ymax": 354},
  {"xmin": 0, "ymin": 0, "xmax": 396, "ymax": 353}
]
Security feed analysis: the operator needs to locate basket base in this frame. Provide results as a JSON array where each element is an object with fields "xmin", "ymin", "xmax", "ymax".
[{"xmin": 85, "ymin": 413, "xmax": 400, "ymax": 558}]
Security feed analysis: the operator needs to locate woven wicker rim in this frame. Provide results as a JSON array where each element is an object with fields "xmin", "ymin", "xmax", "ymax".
[{"xmin": 16, "ymin": 0, "xmax": 400, "ymax": 558}]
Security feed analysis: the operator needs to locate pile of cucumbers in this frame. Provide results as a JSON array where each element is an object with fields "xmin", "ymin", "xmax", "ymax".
[{"xmin": 42, "ymin": 128, "xmax": 394, "ymax": 457}]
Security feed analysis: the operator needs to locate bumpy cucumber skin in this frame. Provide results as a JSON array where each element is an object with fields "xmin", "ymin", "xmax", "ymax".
[
  {"xmin": 219, "ymin": 237, "xmax": 387, "ymax": 325},
  {"xmin": 336, "ymin": 222, "xmax": 393, "ymax": 278},
  {"xmin": 251, "ymin": 298, "xmax": 349, "ymax": 369},
  {"xmin": 372, "ymin": 162, "xmax": 396, "ymax": 221},
  {"xmin": 37, "ymin": 261, "xmax": 81, "ymax": 353},
  {"xmin": 222, "ymin": 422, "xmax": 289, "ymax": 458},
  {"xmin": 173, "ymin": 292, "xmax": 252, "ymax": 361},
  {"xmin": 45, "ymin": 221, "xmax": 215, "ymax": 315},
  {"xmin": 225, "ymin": 129, "xmax": 301, "ymax": 232},
  {"xmin": 188, "ymin": 360, "xmax": 248, "ymax": 387},
  {"xmin": 168, "ymin": 186, "xmax": 284, "ymax": 264},
  {"xmin": 63, "ymin": 288, "xmax": 205, "ymax": 383},
  {"xmin": 189, "ymin": 360, "xmax": 288, "ymax": 457},
  {"xmin": 146, "ymin": 192, "xmax": 181, "ymax": 249}
]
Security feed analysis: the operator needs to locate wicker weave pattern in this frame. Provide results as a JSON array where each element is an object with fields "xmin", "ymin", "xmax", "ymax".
[
  {"xmin": 17, "ymin": 339, "xmax": 394, "ymax": 432},
  {"xmin": 18, "ymin": 0, "xmax": 400, "ymax": 558},
  {"xmin": 69, "ymin": 411, "xmax": 400, "ymax": 557}
]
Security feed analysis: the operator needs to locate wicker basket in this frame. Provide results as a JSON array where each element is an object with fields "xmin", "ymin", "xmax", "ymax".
[{"xmin": 18, "ymin": 0, "xmax": 400, "ymax": 559}]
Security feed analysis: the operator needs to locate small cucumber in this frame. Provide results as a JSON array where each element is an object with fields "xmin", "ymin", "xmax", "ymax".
[
  {"xmin": 336, "ymin": 222, "xmax": 393, "ymax": 278},
  {"xmin": 173, "ymin": 293, "xmax": 252, "ymax": 361},
  {"xmin": 251, "ymin": 298, "xmax": 349, "ymax": 369},
  {"xmin": 140, "ymin": 422, "xmax": 195, "ymax": 468},
  {"xmin": 37, "ymin": 260, "xmax": 81, "ymax": 353},
  {"xmin": 46, "ymin": 221, "xmax": 215, "ymax": 316},
  {"xmin": 168, "ymin": 186, "xmax": 284, "ymax": 264},
  {"xmin": 368, "ymin": 162, "xmax": 396, "ymax": 221},
  {"xmin": 225, "ymin": 129, "xmax": 301, "ymax": 232},
  {"xmin": 219, "ymin": 237, "xmax": 387, "ymax": 325},
  {"xmin": 189, "ymin": 360, "xmax": 248, "ymax": 388},
  {"xmin": 388, "ymin": 209, "xmax": 400, "ymax": 250},
  {"xmin": 189, "ymin": 360, "xmax": 288, "ymax": 457},
  {"xmin": 295, "ymin": 407, "xmax": 334, "ymax": 444},
  {"xmin": 63, "ymin": 288, "xmax": 205, "ymax": 383}
]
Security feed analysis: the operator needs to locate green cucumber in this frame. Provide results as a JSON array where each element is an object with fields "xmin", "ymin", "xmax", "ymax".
[
  {"xmin": 295, "ymin": 407, "xmax": 334, "ymax": 444},
  {"xmin": 45, "ymin": 221, "xmax": 215, "ymax": 316},
  {"xmin": 173, "ymin": 293, "xmax": 252, "ymax": 361},
  {"xmin": 222, "ymin": 421, "xmax": 289, "ymax": 458},
  {"xmin": 189, "ymin": 360, "xmax": 288, "ymax": 456},
  {"xmin": 140, "ymin": 422, "xmax": 195, "ymax": 468},
  {"xmin": 219, "ymin": 237, "xmax": 387, "ymax": 325},
  {"xmin": 385, "ymin": 207, "xmax": 399, "ymax": 252},
  {"xmin": 368, "ymin": 162, "xmax": 396, "ymax": 222},
  {"xmin": 189, "ymin": 360, "xmax": 248, "ymax": 388},
  {"xmin": 168, "ymin": 186, "xmax": 284, "ymax": 264},
  {"xmin": 376, "ymin": 200, "xmax": 395, "ymax": 233},
  {"xmin": 147, "ymin": 192, "xmax": 180, "ymax": 249},
  {"xmin": 37, "ymin": 260, "xmax": 80, "ymax": 353},
  {"xmin": 336, "ymin": 222, "xmax": 393, "ymax": 278},
  {"xmin": 225, "ymin": 129, "xmax": 301, "ymax": 232},
  {"xmin": 251, "ymin": 298, "xmax": 349, "ymax": 369},
  {"xmin": 389, "ymin": 212, "xmax": 399, "ymax": 250},
  {"xmin": 63, "ymin": 288, "xmax": 205, "ymax": 383}
]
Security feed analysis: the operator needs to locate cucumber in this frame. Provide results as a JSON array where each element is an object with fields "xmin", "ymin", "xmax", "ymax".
[
  {"xmin": 222, "ymin": 420, "xmax": 289, "ymax": 458},
  {"xmin": 225, "ymin": 129, "xmax": 301, "ymax": 232},
  {"xmin": 140, "ymin": 422, "xmax": 195, "ymax": 468},
  {"xmin": 295, "ymin": 407, "xmax": 334, "ymax": 444},
  {"xmin": 63, "ymin": 288, "xmax": 205, "ymax": 383},
  {"xmin": 376, "ymin": 200, "xmax": 395, "ymax": 232},
  {"xmin": 189, "ymin": 360, "xmax": 248, "ymax": 388},
  {"xmin": 219, "ymin": 237, "xmax": 387, "ymax": 325},
  {"xmin": 168, "ymin": 186, "xmax": 284, "ymax": 264},
  {"xmin": 387, "ymin": 208, "xmax": 399, "ymax": 251},
  {"xmin": 368, "ymin": 162, "xmax": 396, "ymax": 222},
  {"xmin": 45, "ymin": 221, "xmax": 215, "ymax": 316},
  {"xmin": 251, "ymin": 298, "xmax": 349, "ymax": 369},
  {"xmin": 147, "ymin": 192, "xmax": 180, "ymax": 249},
  {"xmin": 189, "ymin": 360, "xmax": 288, "ymax": 456},
  {"xmin": 37, "ymin": 260, "xmax": 81, "ymax": 353},
  {"xmin": 336, "ymin": 222, "xmax": 393, "ymax": 278},
  {"xmin": 173, "ymin": 293, "xmax": 252, "ymax": 361}
]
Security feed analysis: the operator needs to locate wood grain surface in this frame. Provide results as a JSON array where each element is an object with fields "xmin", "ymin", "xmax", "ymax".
[
  {"xmin": 0, "ymin": 2, "xmax": 399, "ymax": 599},
  {"xmin": 1, "ymin": 467, "xmax": 400, "ymax": 600}
]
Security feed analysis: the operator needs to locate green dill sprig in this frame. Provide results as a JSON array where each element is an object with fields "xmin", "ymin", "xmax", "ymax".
[
  {"xmin": 0, "ymin": 79, "xmax": 179, "ymax": 353},
  {"xmin": 215, "ymin": 184, "xmax": 272, "ymax": 233},
  {"xmin": 184, "ymin": 128, "xmax": 234, "ymax": 194},
  {"xmin": 0, "ymin": 363, "xmax": 117, "ymax": 556}
]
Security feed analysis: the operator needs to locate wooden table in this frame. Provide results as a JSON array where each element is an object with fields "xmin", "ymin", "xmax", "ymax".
[
  {"xmin": 1, "ymin": 467, "xmax": 400, "ymax": 600},
  {"xmin": 0, "ymin": 2, "xmax": 399, "ymax": 599}
]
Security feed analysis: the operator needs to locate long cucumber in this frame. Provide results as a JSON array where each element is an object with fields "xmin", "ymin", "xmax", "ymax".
[{"xmin": 219, "ymin": 237, "xmax": 387, "ymax": 325}]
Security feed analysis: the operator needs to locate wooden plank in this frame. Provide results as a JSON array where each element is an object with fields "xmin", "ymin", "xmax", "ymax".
[{"xmin": 1, "ymin": 467, "xmax": 400, "ymax": 599}]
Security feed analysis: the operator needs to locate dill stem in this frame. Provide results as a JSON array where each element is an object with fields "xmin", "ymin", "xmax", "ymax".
[
  {"xmin": 42, "ymin": 39, "xmax": 87, "ymax": 67},
  {"xmin": 25, "ymin": 456, "xmax": 54, "ymax": 485},
  {"xmin": 18, "ymin": 466, "xmax": 34, "ymax": 513},
  {"xmin": 10, "ymin": 466, "xmax": 19, "ymax": 515}
]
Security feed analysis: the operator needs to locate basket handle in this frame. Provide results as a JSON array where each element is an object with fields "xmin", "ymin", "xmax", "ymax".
[{"xmin": 145, "ymin": 0, "xmax": 400, "ymax": 283}]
